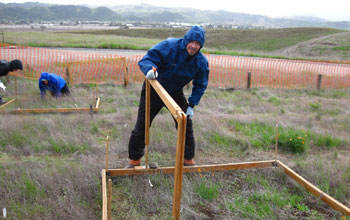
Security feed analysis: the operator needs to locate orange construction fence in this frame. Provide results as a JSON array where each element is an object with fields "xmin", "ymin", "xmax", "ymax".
[
  {"xmin": 66, "ymin": 57, "xmax": 128, "ymax": 86},
  {"xmin": 1, "ymin": 44, "xmax": 350, "ymax": 89}
]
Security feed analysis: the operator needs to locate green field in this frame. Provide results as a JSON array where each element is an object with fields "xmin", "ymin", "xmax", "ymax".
[
  {"xmin": 3, "ymin": 27, "xmax": 350, "ymax": 60},
  {"xmin": 0, "ymin": 77, "xmax": 350, "ymax": 219}
]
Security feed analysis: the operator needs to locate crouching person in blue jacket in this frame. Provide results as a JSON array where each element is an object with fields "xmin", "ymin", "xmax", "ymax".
[
  {"xmin": 39, "ymin": 72, "xmax": 70, "ymax": 99},
  {"xmin": 126, "ymin": 26, "xmax": 210, "ymax": 168}
]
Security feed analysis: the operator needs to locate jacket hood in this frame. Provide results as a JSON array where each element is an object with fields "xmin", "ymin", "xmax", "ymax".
[
  {"xmin": 183, "ymin": 26, "xmax": 205, "ymax": 49},
  {"xmin": 40, "ymin": 72, "xmax": 50, "ymax": 81}
]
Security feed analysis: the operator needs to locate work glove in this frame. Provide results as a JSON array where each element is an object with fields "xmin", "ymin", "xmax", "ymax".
[
  {"xmin": 0, "ymin": 81, "xmax": 6, "ymax": 92},
  {"xmin": 186, "ymin": 106, "xmax": 194, "ymax": 119},
  {"xmin": 146, "ymin": 67, "xmax": 158, "ymax": 80}
]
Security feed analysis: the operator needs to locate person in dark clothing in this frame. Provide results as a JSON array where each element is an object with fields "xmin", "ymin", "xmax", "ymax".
[
  {"xmin": 38, "ymin": 72, "xmax": 70, "ymax": 99},
  {"xmin": 127, "ymin": 26, "xmax": 210, "ymax": 168},
  {"xmin": 0, "ymin": 59, "xmax": 23, "ymax": 105}
]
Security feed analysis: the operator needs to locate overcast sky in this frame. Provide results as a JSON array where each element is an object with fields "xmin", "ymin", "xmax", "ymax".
[{"xmin": 1, "ymin": 0, "xmax": 350, "ymax": 21}]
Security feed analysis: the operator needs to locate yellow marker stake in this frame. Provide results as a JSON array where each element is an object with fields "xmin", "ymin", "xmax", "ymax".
[
  {"xmin": 275, "ymin": 124, "xmax": 278, "ymax": 161},
  {"xmin": 106, "ymin": 136, "xmax": 109, "ymax": 172}
]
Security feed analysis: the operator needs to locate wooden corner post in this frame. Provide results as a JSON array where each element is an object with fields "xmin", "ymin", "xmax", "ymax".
[
  {"xmin": 172, "ymin": 112, "xmax": 186, "ymax": 220},
  {"xmin": 146, "ymin": 79, "xmax": 187, "ymax": 220},
  {"xmin": 101, "ymin": 169, "xmax": 107, "ymax": 220},
  {"xmin": 145, "ymin": 80, "xmax": 151, "ymax": 168}
]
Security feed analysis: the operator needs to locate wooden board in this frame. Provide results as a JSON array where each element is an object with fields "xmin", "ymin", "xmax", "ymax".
[
  {"xmin": 108, "ymin": 160, "xmax": 276, "ymax": 176},
  {"xmin": 277, "ymin": 160, "xmax": 350, "ymax": 216},
  {"xmin": 0, "ymin": 98, "xmax": 15, "ymax": 108},
  {"xmin": 101, "ymin": 169, "xmax": 107, "ymax": 220},
  {"xmin": 0, "ymin": 97, "xmax": 100, "ymax": 114}
]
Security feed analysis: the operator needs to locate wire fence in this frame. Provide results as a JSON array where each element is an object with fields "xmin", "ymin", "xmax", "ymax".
[{"xmin": 1, "ymin": 44, "xmax": 350, "ymax": 89}]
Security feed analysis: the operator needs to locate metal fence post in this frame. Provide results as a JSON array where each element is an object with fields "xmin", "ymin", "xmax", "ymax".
[{"xmin": 317, "ymin": 74, "xmax": 322, "ymax": 90}]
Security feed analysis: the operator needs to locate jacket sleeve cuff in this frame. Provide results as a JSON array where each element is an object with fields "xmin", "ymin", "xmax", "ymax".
[{"xmin": 188, "ymin": 103, "xmax": 195, "ymax": 108}]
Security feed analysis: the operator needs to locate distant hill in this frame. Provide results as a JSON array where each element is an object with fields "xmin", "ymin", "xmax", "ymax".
[
  {"xmin": 0, "ymin": 2, "xmax": 349, "ymax": 30},
  {"xmin": 0, "ymin": 2, "xmax": 118, "ymax": 22}
]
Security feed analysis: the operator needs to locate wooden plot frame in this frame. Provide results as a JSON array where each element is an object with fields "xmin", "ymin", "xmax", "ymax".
[
  {"xmin": 102, "ymin": 160, "xmax": 350, "ymax": 219},
  {"xmin": 66, "ymin": 57, "xmax": 128, "ymax": 87},
  {"xmin": 0, "ymin": 76, "xmax": 101, "ymax": 114},
  {"xmin": 0, "ymin": 86, "xmax": 101, "ymax": 114},
  {"xmin": 101, "ymin": 80, "xmax": 350, "ymax": 220},
  {"xmin": 0, "ymin": 97, "xmax": 100, "ymax": 114},
  {"xmin": 0, "ymin": 98, "xmax": 16, "ymax": 109}
]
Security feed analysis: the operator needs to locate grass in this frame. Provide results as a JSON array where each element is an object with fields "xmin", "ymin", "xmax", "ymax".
[
  {"xmin": 71, "ymin": 27, "xmax": 343, "ymax": 52},
  {"xmin": 225, "ymin": 119, "xmax": 345, "ymax": 153},
  {"xmin": 0, "ymin": 80, "xmax": 349, "ymax": 219},
  {"xmin": 3, "ymin": 27, "xmax": 349, "ymax": 61},
  {"xmin": 0, "ymin": 155, "xmax": 99, "ymax": 219},
  {"xmin": 313, "ymin": 134, "xmax": 343, "ymax": 149},
  {"xmin": 194, "ymin": 179, "xmax": 219, "ymax": 200},
  {"xmin": 225, "ymin": 172, "xmax": 328, "ymax": 219},
  {"xmin": 19, "ymin": 171, "xmax": 47, "ymax": 201},
  {"xmin": 3, "ymin": 31, "xmax": 160, "ymax": 50},
  {"xmin": 0, "ymin": 26, "xmax": 350, "ymax": 218}
]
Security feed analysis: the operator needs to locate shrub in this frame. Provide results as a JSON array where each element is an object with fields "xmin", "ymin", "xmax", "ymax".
[{"xmin": 278, "ymin": 129, "xmax": 308, "ymax": 153}]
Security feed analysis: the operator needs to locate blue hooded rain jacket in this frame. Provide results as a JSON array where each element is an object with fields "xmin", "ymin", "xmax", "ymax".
[
  {"xmin": 39, "ymin": 72, "xmax": 66, "ymax": 97},
  {"xmin": 138, "ymin": 26, "xmax": 209, "ymax": 106}
]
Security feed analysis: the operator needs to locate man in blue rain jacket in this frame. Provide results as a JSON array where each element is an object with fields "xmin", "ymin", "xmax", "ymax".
[
  {"xmin": 39, "ymin": 72, "xmax": 70, "ymax": 99},
  {"xmin": 127, "ymin": 26, "xmax": 210, "ymax": 168}
]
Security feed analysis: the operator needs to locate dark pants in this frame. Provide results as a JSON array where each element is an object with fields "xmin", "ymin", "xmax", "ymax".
[
  {"xmin": 61, "ymin": 84, "xmax": 70, "ymax": 96},
  {"xmin": 128, "ymin": 82, "xmax": 195, "ymax": 160},
  {"xmin": 50, "ymin": 84, "xmax": 70, "ymax": 97}
]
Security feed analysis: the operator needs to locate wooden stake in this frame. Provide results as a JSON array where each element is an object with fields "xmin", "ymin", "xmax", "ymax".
[
  {"xmin": 317, "ymin": 74, "xmax": 322, "ymax": 90},
  {"xmin": 95, "ymin": 97, "xmax": 101, "ymax": 110},
  {"xmin": 101, "ymin": 169, "xmax": 107, "ymax": 220},
  {"xmin": 106, "ymin": 136, "xmax": 109, "ymax": 172},
  {"xmin": 96, "ymin": 84, "xmax": 99, "ymax": 99},
  {"xmin": 123, "ymin": 57, "xmax": 128, "ymax": 87},
  {"xmin": 65, "ymin": 66, "xmax": 71, "ymax": 86},
  {"xmin": 93, "ymin": 84, "xmax": 96, "ymax": 102},
  {"xmin": 247, "ymin": 72, "xmax": 251, "ymax": 89},
  {"xmin": 275, "ymin": 123, "xmax": 278, "ymax": 161},
  {"xmin": 15, "ymin": 76, "xmax": 17, "ymax": 100},
  {"xmin": 108, "ymin": 179, "xmax": 112, "ymax": 220},
  {"xmin": 172, "ymin": 113, "xmax": 187, "ymax": 220},
  {"xmin": 145, "ymin": 79, "xmax": 151, "ymax": 169}
]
